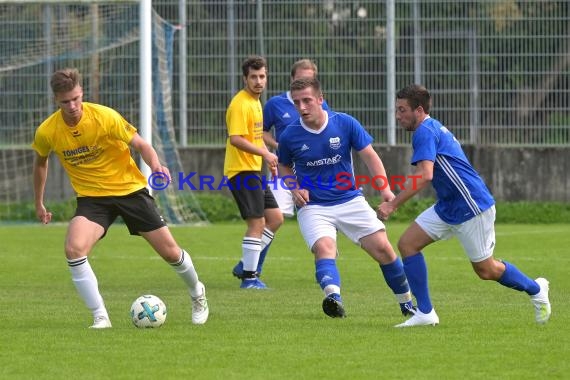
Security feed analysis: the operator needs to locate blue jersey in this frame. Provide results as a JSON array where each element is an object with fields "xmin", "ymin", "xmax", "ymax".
[
  {"xmin": 278, "ymin": 110, "xmax": 372, "ymax": 206},
  {"xmin": 412, "ymin": 117, "xmax": 495, "ymax": 224},
  {"xmin": 263, "ymin": 91, "xmax": 329, "ymax": 142}
]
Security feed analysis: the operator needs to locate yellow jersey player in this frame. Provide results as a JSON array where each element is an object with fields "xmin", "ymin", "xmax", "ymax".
[
  {"xmin": 32, "ymin": 68, "xmax": 209, "ymax": 328},
  {"xmin": 224, "ymin": 56, "xmax": 283, "ymax": 288}
]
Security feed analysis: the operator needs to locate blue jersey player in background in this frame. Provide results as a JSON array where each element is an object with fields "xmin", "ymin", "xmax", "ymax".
[
  {"xmin": 278, "ymin": 77, "xmax": 414, "ymax": 319},
  {"xmin": 378, "ymin": 84, "xmax": 551, "ymax": 327},
  {"xmin": 263, "ymin": 59, "xmax": 330, "ymax": 150}
]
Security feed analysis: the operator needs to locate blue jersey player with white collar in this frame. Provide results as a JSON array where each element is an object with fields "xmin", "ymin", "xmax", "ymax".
[
  {"xmin": 378, "ymin": 84, "xmax": 551, "ymax": 327},
  {"xmin": 263, "ymin": 59, "xmax": 329, "ymax": 218},
  {"xmin": 263, "ymin": 89, "xmax": 329, "ymax": 144},
  {"xmin": 279, "ymin": 110, "xmax": 369, "ymax": 206},
  {"xmin": 278, "ymin": 77, "xmax": 415, "ymax": 320}
]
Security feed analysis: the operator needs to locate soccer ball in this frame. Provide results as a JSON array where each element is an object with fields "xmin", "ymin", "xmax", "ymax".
[{"xmin": 130, "ymin": 294, "xmax": 167, "ymax": 328}]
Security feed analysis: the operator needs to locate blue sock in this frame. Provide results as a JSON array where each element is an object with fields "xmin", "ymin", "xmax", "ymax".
[
  {"xmin": 403, "ymin": 253, "xmax": 433, "ymax": 314},
  {"xmin": 256, "ymin": 241, "xmax": 272, "ymax": 274},
  {"xmin": 380, "ymin": 257, "xmax": 414, "ymax": 314},
  {"xmin": 315, "ymin": 258, "xmax": 341, "ymax": 293},
  {"xmin": 256, "ymin": 228, "xmax": 275, "ymax": 275},
  {"xmin": 498, "ymin": 260, "xmax": 540, "ymax": 295}
]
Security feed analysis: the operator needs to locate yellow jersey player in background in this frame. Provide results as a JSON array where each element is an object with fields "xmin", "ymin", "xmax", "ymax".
[{"xmin": 224, "ymin": 56, "xmax": 283, "ymax": 289}]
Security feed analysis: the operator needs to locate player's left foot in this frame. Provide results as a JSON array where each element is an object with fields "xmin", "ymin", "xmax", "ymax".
[
  {"xmin": 191, "ymin": 281, "xmax": 209, "ymax": 324},
  {"xmin": 89, "ymin": 315, "xmax": 112, "ymax": 329},
  {"xmin": 530, "ymin": 277, "xmax": 551, "ymax": 324},
  {"xmin": 322, "ymin": 293, "xmax": 346, "ymax": 318},
  {"xmin": 401, "ymin": 302, "xmax": 416, "ymax": 317}
]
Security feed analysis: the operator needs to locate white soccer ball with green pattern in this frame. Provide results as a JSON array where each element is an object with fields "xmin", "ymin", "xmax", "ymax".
[{"xmin": 130, "ymin": 295, "xmax": 167, "ymax": 328}]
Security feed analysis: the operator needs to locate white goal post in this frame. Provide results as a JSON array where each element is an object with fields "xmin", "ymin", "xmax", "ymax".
[{"xmin": 138, "ymin": 0, "xmax": 152, "ymax": 181}]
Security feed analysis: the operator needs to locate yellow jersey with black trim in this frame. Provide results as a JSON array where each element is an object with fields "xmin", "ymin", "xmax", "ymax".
[
  {"xmin": 32, "ymin": 102, "xmax": 146, "ymax": 197},
  {"xmin": 223, "ymin": 89, "xmax": 264, "ymax": 179}
]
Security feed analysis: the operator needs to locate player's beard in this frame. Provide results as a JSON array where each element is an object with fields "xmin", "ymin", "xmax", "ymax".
[
  {"xmin": 246, "ymin": 85, "xmax": 265, "ymax": 98},
  {"xmin": 400, "ymin": 115, "xmax": 417, "ymax": 131}
]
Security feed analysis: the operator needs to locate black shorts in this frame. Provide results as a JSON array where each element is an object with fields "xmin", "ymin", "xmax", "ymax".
[
  {"xmin": 229, "ymin": 171, "xmax": 279, "ymax": 219},
  {"xmin": 74, "ymin": 188, "xmax": 167, "ymax": 236}
]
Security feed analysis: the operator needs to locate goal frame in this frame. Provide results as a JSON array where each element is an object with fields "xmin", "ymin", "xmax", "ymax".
[{"xmin": 0, "ymin": 0, "xmax": 153, "ymax": 179}]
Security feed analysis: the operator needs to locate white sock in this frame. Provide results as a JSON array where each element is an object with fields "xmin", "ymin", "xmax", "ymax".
[
  {"xmin": 260, "ymin": 228, "xmax": 275, "ymax": 251},
  {"xmin": 395, "ymin": 291, "xmax": 413, "ymax": 304},
  {"xmin": 68, "ymin": 257, "xmax": 108, "ymax": 319},
  {"xmin": 171, "ymin": 250, "xmax": 202, "ymax": 297},
  {"xmin": 242, "ymin": 237, "xmax": 262, "ymax": 272},
  {"xmin": 324, "ymin": 285, "xmax": 341, "ymax": 297}
]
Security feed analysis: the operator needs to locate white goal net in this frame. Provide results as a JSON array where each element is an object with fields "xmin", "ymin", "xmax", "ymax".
[{"xmin": 0, "ymin": 1, "xmax": 207, "ymax": 224}]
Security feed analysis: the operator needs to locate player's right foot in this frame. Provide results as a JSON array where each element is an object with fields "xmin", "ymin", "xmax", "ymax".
[
  {"xmin": 232, "ymin": 261, "xmax": 245, "ymax": 279},
  {"xmin": 395, "ymin": 308, "xmax": 439, "ymax": 327},
  {"xmin": 90, "ymin": 315, "xmax": 112, "ymax": 329},
  {"xmin": 322, "ymin": 293, "xmax": 346, "ymax": 318},
  {"xmin": 530, "ymin": 277, "xmax": 551, "ymax": 324},
  {"xmin": 191, "ymin": 281, "xmax": 209, "ymax": 325},
  {"xmin": 233, "ymin": 261, "xmax": 265, "ymax": 279},
  {"xmin": 240, "ymin": 277, "xmax": 267, "ymax": 289}
]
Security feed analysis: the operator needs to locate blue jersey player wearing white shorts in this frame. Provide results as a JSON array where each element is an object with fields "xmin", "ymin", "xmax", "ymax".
[
  {"xmin": 263, "ymin": 59, "xmax": 329, "ymax": 217},
  {"xmin": 278, "ymin": 77, "xmax": 414, "ymax": 319},
  {"xmin": 378, "ymin": 84, "xmax": 551, "ymax": 327}
]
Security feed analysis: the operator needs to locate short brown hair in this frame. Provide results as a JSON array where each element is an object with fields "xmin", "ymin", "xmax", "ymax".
[
  {"xmin": 241, "ymin": 56, "xmax": 267, "ymax": 77},
  {"xmin": 50, "ymin": 68, "xmax": 82, "ymax": 94},
  {"xmin": 290, "ymin": 77, "xmax": 321, "ymax": 95},
  {"xmin": 396, "ymin": 84, "xmax": 431, "ymax": 113},
  {"xmin": 290, "ymin": 59, "xmax": 318, "ymax": 78}
]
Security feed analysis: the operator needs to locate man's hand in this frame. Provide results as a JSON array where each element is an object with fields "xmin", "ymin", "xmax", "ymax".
[
  {"xmin": 263, "ymin": 151, "xmax": 278, "ymax": 177},
  {"xmin": 291, "ymin": 188, "xmax": 309, "ymax": 207},
  {"xmin": 152, "ymin": 164, "xmax": 172, "ymax": 183},
  {"xmin": 381, "ymin": 189, "xmax": 396, "ymax": 202},
  {"xmin": 36, "ymin": 204, "xmax": 53, "ymax": 224},
  {"xmin": 377, "ymin": 201, "xmax": 396, "ymax": 221}
]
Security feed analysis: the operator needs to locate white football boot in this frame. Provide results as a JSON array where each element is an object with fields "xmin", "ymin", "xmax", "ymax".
[
  {"xmin": 191, "ymin": 282, "xmax": 209, "ymax": 325},
  {"xmin": 395, "ymin": 308, "xmax": 439, "ymax": 328},
  {"xmin": 90, "ymin": 315, "xmax": 112, "ymax": 329},
  {"xmin": 530, "ymin": 277, "xmax": 551, "ymax": 324}
]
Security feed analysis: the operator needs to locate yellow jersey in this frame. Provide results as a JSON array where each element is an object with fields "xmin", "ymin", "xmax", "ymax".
[
  {"xmin": 32, "ymin": 102, "xmax": 146, "ymax": 197},
  {"xmin": 223, "ymin": 89, "xmax": 264, "ymax": 179}
]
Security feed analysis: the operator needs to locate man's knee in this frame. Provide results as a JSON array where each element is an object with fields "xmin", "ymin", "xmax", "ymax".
[{"xmin": 472, "ymin": 258, "xmax": 504, "ymax": 281}]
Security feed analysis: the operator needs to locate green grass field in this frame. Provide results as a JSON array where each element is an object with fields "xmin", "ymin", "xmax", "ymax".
[{"xmin": 1, "ymin": 222, "xmax": 568, "ymax": 379}]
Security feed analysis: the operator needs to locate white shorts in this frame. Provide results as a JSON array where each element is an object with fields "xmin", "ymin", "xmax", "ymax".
[
  {"xmin": 415, "ymin": 205, "xmax": 496, "ymax": 263},
  {"xmin": 269, "ymin": 181, "xmax": 295, "ymax": 217},
  {"xmin": 297, "ymin": 196, "xmax": 385, "ymax": 250}
]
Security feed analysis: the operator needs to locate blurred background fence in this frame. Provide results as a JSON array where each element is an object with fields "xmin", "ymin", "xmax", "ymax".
[
  {"xmin": 1, "ymin": 0, "xmax": 569, "ymax": 222},
  {"xmin": 1, "ymin": 0, "xmax": 569, "ymax": 148}
]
